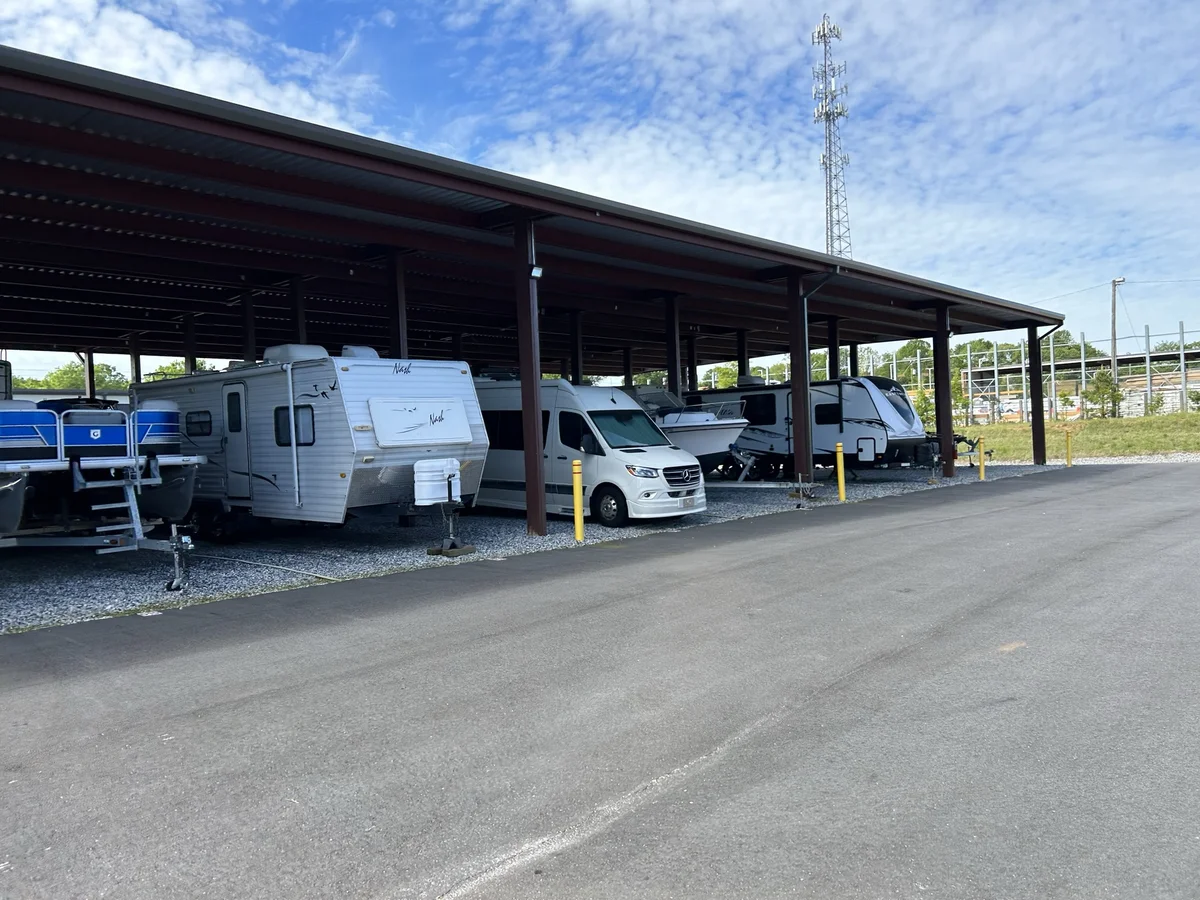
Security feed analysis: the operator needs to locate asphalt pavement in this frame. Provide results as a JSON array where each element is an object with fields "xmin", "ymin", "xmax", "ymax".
[{"xmin": 3, "ymin": 464, "xmax": 1198, "ymax": 899}]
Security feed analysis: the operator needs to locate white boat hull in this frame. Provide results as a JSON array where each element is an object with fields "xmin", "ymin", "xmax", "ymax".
[{"xmin": 660, "ymin": 420, "xmax": 748, "ymax": 471}]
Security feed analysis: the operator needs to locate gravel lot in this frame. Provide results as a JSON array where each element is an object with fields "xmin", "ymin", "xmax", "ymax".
[
  {"xmin": 0, "ymin": 460, "xmax": 1125, "ymax": 633},
  {"xmin": 1063, "ymin": 451, "xmax": 1200, "ymax": 465}
]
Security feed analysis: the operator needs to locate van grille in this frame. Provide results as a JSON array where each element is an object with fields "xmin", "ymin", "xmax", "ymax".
[{"xmin": 663, "ymin": 465, "xmax": 701, "ymax": 487}]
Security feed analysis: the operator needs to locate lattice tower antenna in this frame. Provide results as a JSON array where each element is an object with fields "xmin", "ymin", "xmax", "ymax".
[{"xmin": 813, "ymin": 14, "xmax": 852, "ymax": 258}]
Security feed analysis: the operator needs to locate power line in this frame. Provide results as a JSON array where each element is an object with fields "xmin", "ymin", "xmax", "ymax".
[
  {"xmin": 1033, "ymin": 282, "xmax": 1109, "ymax": 303},
  {"xmin": 1116, "ymin": 285, "xmax": 1137, "ymax": 339},
  {"xmin": 1122, "ymin": 278, "xmax": 1200, "ymax": 285}
]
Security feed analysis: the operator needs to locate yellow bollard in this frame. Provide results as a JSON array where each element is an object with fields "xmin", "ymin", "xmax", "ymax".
[
  {"xmin": 572, "ymin": 459, "xmax": 584, "ymax": 541},
  {"xmin": 835, "ymin": 442, "xmax": 846, "ymax": 502},
  {"xmin": 978, "ymin": 437, "xmax": 986, "ymax": 481},
  {"xmin": 1066, "ymin": 431, "xmax": 1073, "ymax": 467}
]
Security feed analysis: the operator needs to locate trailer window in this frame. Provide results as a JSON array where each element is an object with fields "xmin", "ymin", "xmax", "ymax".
[
  {"xmin": 481, "ymin": 409, "xmax": 550, "ymax": 451},
  {"xmin": 742, "ymin": 394, "xmax": 777, "ymax": 426},
  {"xmin": 226, "ymin": 392, "xmax": 243, "ymax": 433},
  {"xmin": 185, "ymin": 411, "xmax": 212, "ymax": 437},
  {"xmin": 815, "ymin": 403, "xmax": 842, "ymax": 426},
  {"xmin": 274, "ymin": 405, "xmax": 315, "ymax": 447}
]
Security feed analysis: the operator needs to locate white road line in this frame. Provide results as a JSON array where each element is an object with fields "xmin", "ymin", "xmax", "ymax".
[{"xmin": 433, "ymin": 707, "xmax": 782, "ymax": 900}]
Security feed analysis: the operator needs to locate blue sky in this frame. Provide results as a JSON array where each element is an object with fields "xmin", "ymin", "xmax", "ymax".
[{"xmin": 3, "ymin": 0, "xmax": 1200, "ymax": 376}]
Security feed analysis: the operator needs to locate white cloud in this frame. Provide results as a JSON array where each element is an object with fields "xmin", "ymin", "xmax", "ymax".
[
  {"xmin": 0, "ymin": 0, "xmax": 385, "ymax": 133},
  {"xmin": 443, "ymin": 0, "xmax": 1200, "ymax": 339}
]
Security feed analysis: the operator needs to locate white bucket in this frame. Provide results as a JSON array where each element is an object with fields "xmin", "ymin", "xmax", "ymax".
[{"xmin": 414, "ymin": 458, "xmax": 462, "ymax": 506}]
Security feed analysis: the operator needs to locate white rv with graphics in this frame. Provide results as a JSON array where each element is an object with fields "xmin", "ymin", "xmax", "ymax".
[
  {"xmin": 473, "ymin": 379, "xmax": 706, "ymax": 527},
  {"xmin": 136, "ymin": 345, "xmax": 489, "ymax": 537},
  {"xmin": 684, "ymin": 375, "xmax": 934, "ymax": 475}
]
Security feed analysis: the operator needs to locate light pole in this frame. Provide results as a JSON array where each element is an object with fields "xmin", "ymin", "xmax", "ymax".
[{"xmin": 1111, "ymin": 276, "xmax": 1125, "ymax": 381}]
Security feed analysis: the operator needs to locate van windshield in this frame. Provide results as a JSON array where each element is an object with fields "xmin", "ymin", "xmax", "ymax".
[{"xmin": 587, "ymin": 409, "xmax": 672, "ymax": 449}]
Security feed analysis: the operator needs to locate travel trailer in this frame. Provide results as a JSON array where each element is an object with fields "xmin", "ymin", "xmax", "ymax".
[
  {"xmin": 620, "ymin": 386, "xmax": 748, "ymax": 473},
  {"xmin": 684, "ymin": 375, "xmax": 934, "ymax": 477},
  {"xmin": 136, "ymin": 346, "xmax": 489, "ymax": 538},
  {"xmin": 0, "ymin": 359, "xmax": 202, "ymax": 587},
  {"xmin": 473, "ymin": 379, "xmax": 706, "ymax": 527}
]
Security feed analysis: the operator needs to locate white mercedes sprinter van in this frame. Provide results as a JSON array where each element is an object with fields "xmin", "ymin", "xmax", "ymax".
[{"xmin": 474, "ymin": 379, "xmax": 707, "ymax": 526}]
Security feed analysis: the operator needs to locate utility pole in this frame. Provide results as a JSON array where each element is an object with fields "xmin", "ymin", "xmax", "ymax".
[
  {"xmin": 813, "ymin": 14, "xmax": 852, "ymax": 258},
  {"xmin": 1111, "ymin": 276, "xmax": 1125, "ymax": 381}
]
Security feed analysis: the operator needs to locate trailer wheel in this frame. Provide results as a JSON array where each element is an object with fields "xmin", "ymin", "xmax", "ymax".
[
  {"xmin": 197, "ymin": 509, "xmax": 242, "ymax": 543},
  {"xmin": 591, "ymin": 486, "xmax": 629, "ymax": 528}
]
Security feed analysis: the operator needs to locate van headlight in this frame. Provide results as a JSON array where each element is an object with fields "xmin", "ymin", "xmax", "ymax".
[{"xmin": 625, "ymin": 465, "xmax": 660, "ymax": 478}]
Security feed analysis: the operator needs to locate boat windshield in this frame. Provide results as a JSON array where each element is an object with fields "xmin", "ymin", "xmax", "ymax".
[{"xmin": 587, "ymin": 409, "xmax": 673, "ymax": 448}]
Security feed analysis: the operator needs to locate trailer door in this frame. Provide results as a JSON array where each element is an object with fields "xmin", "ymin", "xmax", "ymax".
[{"xmin": 222, "ymin": 382, "xmax": 251, "ymax": 499}]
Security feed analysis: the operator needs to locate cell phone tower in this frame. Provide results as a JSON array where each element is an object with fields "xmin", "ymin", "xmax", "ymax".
[{"xmin": 813, "ymin": 14, "xmax": 852, "ymax": 258}]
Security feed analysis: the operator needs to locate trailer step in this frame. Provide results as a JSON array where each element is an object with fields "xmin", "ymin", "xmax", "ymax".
[
  {"xmin": 94, "ymin": 522, "xmax": 136, "ymax": 533},
  {"xmin": 91, "ymin": 501, "xmax": 132, "ymax": 511}
]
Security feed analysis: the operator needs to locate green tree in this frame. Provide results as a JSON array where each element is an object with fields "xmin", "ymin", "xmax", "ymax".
[
  {"xmin": 1145, "ymin": 392, "xmax": 1165, "ymax": 416},
  {"xmin": 809, "ymin": 350, "xmax": 829, "ymax": 380},
  {"xmin": 148, "ymin": 359, "xmax": 218, "ymax": 380},
  {"xmin": 857, "ymin": 346, "xmax": 883, "ymax": 375},
  {"xmin": 1189, "ymin": 390, "xmax": 1200, "ymax": 412},
  {"xmin": 913, "ymin": 388, "xmax": 934, "ymax": 426},
  {"xmin": 633, "ymin": 370, "xmax": 666, "ymax": 388},
  {"xmin": 1082, "ymin": 368, "xmax": 1122, "ymax": 418},
  {"xmin": 706, "ymin": 363, "xmax": 741, "ymax": 388},
  {"xmin": 890, "ymin": 339, "xmax": 934, "ymax": 388},
  {"xmin": 24, "ymin": 361, "xmax": 130, "ymax": 391}
]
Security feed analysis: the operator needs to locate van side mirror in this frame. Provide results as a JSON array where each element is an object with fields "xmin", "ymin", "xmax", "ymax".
[{"xmin": 580, "ymin": 432, "xmax": 601, "ymax": 455}]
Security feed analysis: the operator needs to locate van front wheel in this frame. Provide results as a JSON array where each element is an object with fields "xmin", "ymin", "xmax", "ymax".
[{"xmin": 591, "ymin": 486, "xmax": 629, "ymax": 528}]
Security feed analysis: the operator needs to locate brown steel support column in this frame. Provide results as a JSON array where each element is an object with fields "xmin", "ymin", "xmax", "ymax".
[
  {"xmin": 82, "ymin": 350, "xmax": 95, "ymax": 398},
  {"xmin": 736, "ymin": 329, "xmax": 750, "ymax": 377},
  {"xmin": 686, "ymin": 336, "xmax": 698, "ymax": 393},
  {"xmin": 569, "ymin": 310, "xmax": 584, "ymax": 385},
  {"xmin": 183, "ymin": 314, "xmax": 197, "ymax": 375},
  {"xmin": 388, "ymin": 252, "xmax": 409, "ymax": 359},
  {"xmin": 664, "ymin": 295, "xmax": 681, "ymax": 396},
  {"xmin": 242, "ymin": 294, "xmax": 256, "ymax": 362},
  {"xmin": 291, "ymin": 275, "xmax": 307, "ymax": 344},
  {"xmin": 514, "ymin": 218, "xmax": 547, "ymax": 536},
  {"xmin": 451, "ymin": 332, "xmax": 464, "ymax": 362},
  {"xmin": 1028, "ymin": 325, "xmax": 1047, "ymax": 465},
  {"xmin": 826, "ymin": 316, "xmax": 841, "ymax": 378},
  {"xmin": 129, "ymin": 333, "xmax": 141, "ymax": 384},
  {"xmin": 788, "ymin": 272, "xmax": 814, "ymax": 482},
  {"xmin": 849, "ymin": 342, "xmax": 860, "ymax": 377},
  {"xmin": 623, "ymin": 347, "xmax": 634, "ymax": 387},
  {"xmin": 559, "ymin": 358, "xmax": 570, "ymax": 380},
  {"xmin": 933, "ymin": 305, "xmax": 955, "ymax": 477}
]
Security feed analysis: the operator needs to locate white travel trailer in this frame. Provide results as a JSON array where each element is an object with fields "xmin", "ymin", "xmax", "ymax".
[
  {"xmin": 136, "ymin": 345, "xmax": 489, "ymax": 537},
  {"xmin": 474, "ymin": 379, "xmax": 706, "ymax": 527},
  {"xmin": 684, "ymin": 375, "xmax": 934, "ymax": 477}
]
